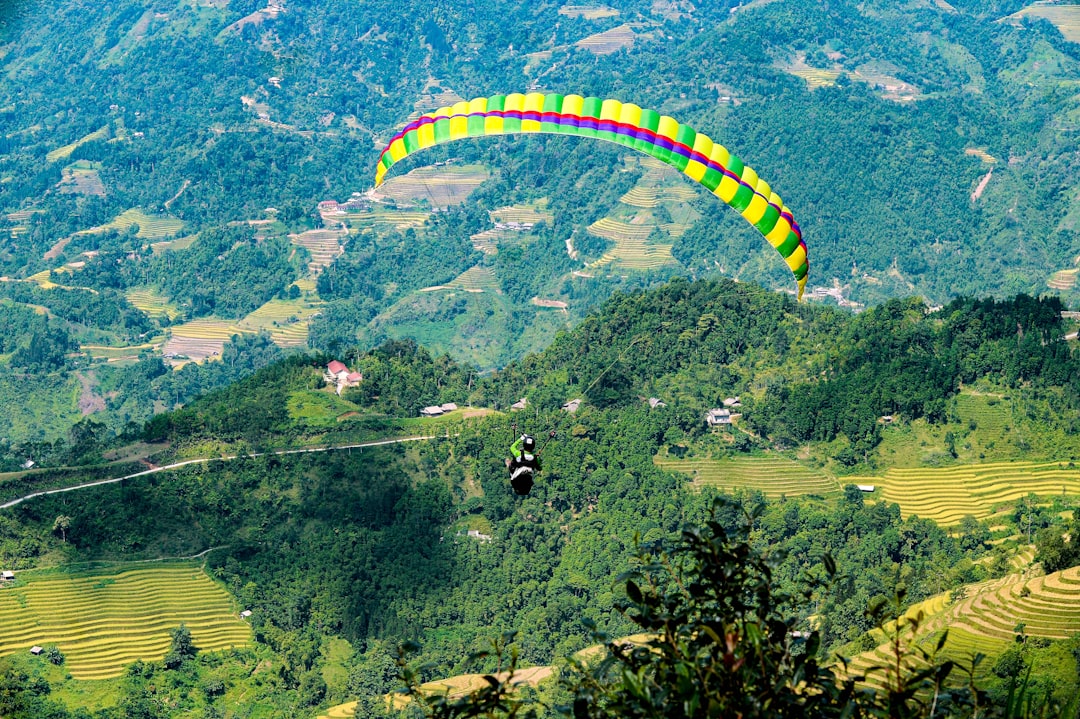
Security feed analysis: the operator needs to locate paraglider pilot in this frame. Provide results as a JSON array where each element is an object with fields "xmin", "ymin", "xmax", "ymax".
[{"xmin": 506, "ymin": 434, "xmax": 541, "ymax": 495}]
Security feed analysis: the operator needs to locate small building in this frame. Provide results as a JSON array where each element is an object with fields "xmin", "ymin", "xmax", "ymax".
[
  {"xmin": 562, "ymin": 398, "xmax": 582, "ymax": 413},
  {"xmin": 648, "ymin": 397, "xmax": 667, "ymax": 409},
  {"xmin": 326, "ymin": 360, "xmax": 347, "ymax": 376},
  {"xmin": 879, "ymin": 415, "xmax": 894, "ymax": 424},
  {"xmin": 466, "ymin": 529, "xmax": 493, "ymax": 542},
  {"xmin": 510, "ymin": 398, "xmax": 528, "ymax": 411},
  {"xmin": 30, "ymin": 646, "xmax": 43, "ymax": 656},
  {"xmin": 346, "ymin": 371, "xmax": 363, "ymax": 385},
  {"xmin": 20, "ymin": 460, "xmax": 34, "ymax": 470},
  {"xmin": 706, "ymin": 408, "xmax": 732, "ymax": 426},
  {"xmin": 1, "ymin": 571, "xmax": 14, "ymax": 581},
  {"xmin": 857, "ymin": 485, "xmax": 876, "ymax": 493},
  {"xmin": 420, "ymin": 406, "xmax": 445, "ymax": 418},
  {"xmin": 722, "ymin": 397, "xmax": 742, "ymax": 408},
  {"xmin": 440, "ymin": 403, "xmax": 458, "ymax": 412},
  {"xmin": 318, "ymin": 200, "xmax": 340, "ymax": 212},
  {"xmin": 325, "ymin": 361, "xmax": 361, "ymax": 395},
  {"xmin": 240, "ymin": 610, "xmax": 253, "ymax": 618}
]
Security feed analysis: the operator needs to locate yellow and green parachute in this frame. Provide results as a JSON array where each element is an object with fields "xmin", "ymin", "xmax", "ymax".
[{"xmin": 374, "ymin": 92, "xmax": 808, "ymax": 298}]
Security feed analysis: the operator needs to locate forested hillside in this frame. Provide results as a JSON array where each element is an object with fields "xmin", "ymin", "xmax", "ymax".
[
  {"xmin": 1, "ymin": 0, "xmax": 1080, "ymax": 445},
  {"xmin": 2, "ymin": 280, "xmax": 1080, "ymax": 717}
]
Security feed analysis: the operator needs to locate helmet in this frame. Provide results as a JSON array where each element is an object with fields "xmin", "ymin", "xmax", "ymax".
[{"xmin": 522, "ymin": 435, "xmax": 536, "ymax": 452}]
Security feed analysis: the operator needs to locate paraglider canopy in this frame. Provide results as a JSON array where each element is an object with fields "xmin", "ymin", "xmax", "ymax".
[{"xmin": 374, "ymin": 92, "xmax": 808, "ymax": 298}]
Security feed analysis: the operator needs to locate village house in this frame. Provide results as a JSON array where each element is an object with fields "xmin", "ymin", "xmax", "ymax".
[
  {"xmin": 1, "ymin": 570, "xmax": 14, "ymax": 581},
  {"xmin": 420, "ymin": 406, "xmax": 445, "ymax": 418},
  {"xmin": 20, "ymin": 460, "xmax": 34, "ymax": 470},
  {"xmin": 440, "ymin": 403, "xmax": 458, "ymax": 413},
  {"xmin": 706, "ymin": 408, "xmax": 732, "ymax": 426},
  {"xmin": 857, "ymin": 485, "xmax": 876, "ymax": 493},
  {"xmin": 324, "ymin": 361, "xmax": 362, "ymax": 395},
  {"xmin": 648, "ymin": 397, "xmax": 667, "ymax": 409},
  {"xmin": 30, "ymin": 646, "xmax": 42, "ymax": 655},
  {"xmin": 723, "ymin": 397, "xmax": 742, "ymax": 408},
  {"xmin": 562, "ymin": 398, "xmax": 582, "ymax": 413},
  {"xmin": 510, "ymin": 398, "xmax": 528, "ymax": 411},
  {"xmin": 240, "ymin": 610, "xmax": 253, "ymax": 618}
]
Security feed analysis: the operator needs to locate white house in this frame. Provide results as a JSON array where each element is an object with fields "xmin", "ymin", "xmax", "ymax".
[
  {"xmin": 510, "ymin": 398, "xmax": 528, "ymax": 411},
  {"xmin": 706, "ymin": 408, "xmax": 732, "ymax": 426},
  {"xmin": 240, "ymin": 610, "xmax": 253, "ymax": 618},
  {"xmin": 857, "ymin": 485, "xmax": 876, "ymax": 493},
  {"xmin": 648, "ymin": 397, "xmax": 667, "ymax": 409},
  {"xmin": 30, "ymin": 646, "xmax": 42, "ymax": 655},
  {"xmin": 420, "ymin": 406, "xmax": 445, "ymax": 418},
  {"xmin": 1, "ymin": 571, "xmax": 14, "ymax": 581},
  {"xmin": 20, "ymin": 460, "xmax": 34, "ymax": 470}
]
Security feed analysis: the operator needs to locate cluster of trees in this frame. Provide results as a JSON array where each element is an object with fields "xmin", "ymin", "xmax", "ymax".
[{"xmin": 0, "ymin": 303, "xmax": 77, "ymax": 374}]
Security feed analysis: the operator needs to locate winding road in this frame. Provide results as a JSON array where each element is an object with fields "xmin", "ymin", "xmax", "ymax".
[{"xmin": 0, "ymin": 435, "xmax": 437, "ymax": 510}]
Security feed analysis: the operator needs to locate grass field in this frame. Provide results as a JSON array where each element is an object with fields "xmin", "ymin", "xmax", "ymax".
[
  {"xmin": 287, "ymin": 389, "xmax": 361, "ymax": 427},
  {"xmin": 851, "ymin": 460, "xmax": 1080, "ymax": 526},
  {"xmin": 575, "ymin": 24, "xmax": 636, "ymax": 54},
  {"xmin": 654, "ymin": 453, "xmax": 842, "ymax": 498},
  {"xmin": 125, "ymin": 287, "xmax": 181, "ymax": 320},
  {"xmin": 1003, "ymin": 2, "xmax": 1080, "ymax": 42},
  {"xmin": 0, "ymin": 563, "xmax": 250, "ymax": 680},
  {"xmin": 374, "ymin": 165, "xmax": 490, "ymax": 209},
  {"xmin": 587, "ymin": 217, "xmax": 676, "ymax": 270}
]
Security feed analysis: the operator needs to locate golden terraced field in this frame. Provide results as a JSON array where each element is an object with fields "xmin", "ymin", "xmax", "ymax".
[
  {"xmin": 0, "ymin": 564, "xmax": 250, "ymax": 680},
  {"xmin": 587, "ymin": 217, "xmax": 675, "ymax": 271},
  {"xmin": 655, "ymin": 454, "xmax": 841, "ymax": 498},
  {"xmin": 852, "ymin": 460, "xmax": 1080, "ymax": 526}
]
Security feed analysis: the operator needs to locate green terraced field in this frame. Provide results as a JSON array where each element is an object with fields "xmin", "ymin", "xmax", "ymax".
[
  {"xmin": 239, "ymin": 298, "xmax": 322, "ymax": 347},
  {"xmin": 346, "ymin": 209, "xmax": 431, "ymax": 231},
  {"xmin": 851, "ymin": 460, "xmax": 1080, "ymax": 526},
  {"xmin": 654, "ymin": 453, "xmax": 841, "ymax": 498},
  {"xmin": 125, "ymin": 287, "xmax": 181, "ymax": 320},
  {"xmin": 0, "ymin": 563, "xmax": 250, "ymax": 680},
  {"xmin": 489, "ymin": 203, "xmax": 553, "ymax": 225},
  {"xmin": 46, "ymin": 126, "xmax": 110, "ymax": 163},
  {"xmin": 82, "ymin": 209, "xmax": 184, "ymax": 240}
]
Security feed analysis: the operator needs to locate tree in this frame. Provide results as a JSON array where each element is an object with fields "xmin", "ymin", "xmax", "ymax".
[
  {"xmin": 51, "ymin": 515, "xmax": 71, "ymax": 543},
  {"xmin": 164, "ymin": 624, "xmax": 196, "ymax": 669}
]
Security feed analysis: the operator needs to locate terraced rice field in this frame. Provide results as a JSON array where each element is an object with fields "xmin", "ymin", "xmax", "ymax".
[
  {"xmin": 85, "ymin": 209, "xmax": 184, "ymax": 240},
  {"xmin": 847, "ymin": 565, "xmax": 1080, "ymax": 685},
  {"xmin": 779, "ymin": 60, "xmax": 841, "ymax": 88},
  {"xmin": 238, "ymin": 297, "xmax": 321, "ymax": 347},
  {"xmin": 374, "ymin": 165, "xmax": 490, "ymax": 209},
  {"xmin": 490, "ymin": 203, "xmax": 553, "ymax": 225},
  {"xmin": 346, "ymin": 209, "xmax": 430, "ymax": 231},
  {"xmin": 151, "ymin": 234, "xmax": 197, "ymax": 254},
  {"xmin": 290, "ymin": 229, "xmax": 346, "ymax": 274},
  {"xmin": 0, "ymin": 564, "xmax": 250, "ymax": 680},
  {"xmin": 965, "ymin": 147, "xmax": 998, "ymax": 164},
  {"xmin": 575, "ymin": 24, "xmax": 636, "ymax": 54},
  {"xmin": 422, "ymin": 265, "xmax": 499, "ymax": 293},
  {"xmin": 559, "ymin": 4, "xmax": 619, "ymax": 18},
  {"xmin": 1004, "ymin": 2, "xmax": 1080, "ymax": 42},
  {"xmin": 619, "ymin": 185, "xmax": 699, "ymax": 208},
  {"xmin": 164, "ymin": 318, "xmax": 249, "ymax": 361},
  {"xmin": 851, "ymin": 64, "xmax": 921, "ymax": 101},
  {"xmin": 1047, "ymin": 268, "xmax": 1077, "ymax": 291},
  {"xmin": 587, "ymin": 217, "xmax": 675, "ymax": 270},
  {"xmin": 58, "ymin": 161, "xmax": 106, "ymax": 197},
  {"xmin": 654, "ymin": 454, "xmax": 841, "ymax": 498},
  {"xmin": 27, "ymin": 269, "xmax": 59, "ymax": 289},
  {"xmin": 126, "ymin": 287, "xmax": 181, "ymax": 320},
  {"xmin": 851, "ymin": 461, "xmax": 1080, "ymax": 526},
  {"xmin": 46, "ymin": 125, "xmax": 110, "ymax": 163},
  {"xmin": 954, "ymin": 392, "xmax": 1011, "ymax": 435}
]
